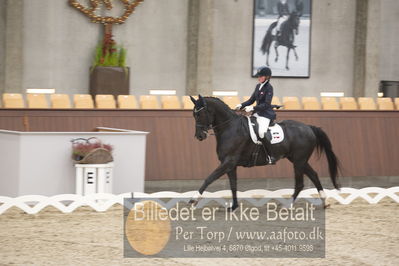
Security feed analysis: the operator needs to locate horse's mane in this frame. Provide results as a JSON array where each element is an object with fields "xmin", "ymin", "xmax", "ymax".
[{"xmin": 204, "ymin": 97, "xmax": 238, "ymax": 116}]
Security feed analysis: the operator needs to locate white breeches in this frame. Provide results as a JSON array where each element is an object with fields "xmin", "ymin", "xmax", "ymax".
[
  {"xmin": 254, "ymin": 113, "xmax": 270, "ymax": 139},
  {"xmin": 276, "ymin": 15, "xmax": 289, "ymax": 32}
]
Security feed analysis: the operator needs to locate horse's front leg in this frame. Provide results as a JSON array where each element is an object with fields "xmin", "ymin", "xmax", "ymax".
[
  {"xmin": 189, "ymin": 158, "xmax": 237, "ymax": 206},
  {"xmin": 286, "ymin": 47, "xmax": 291, "ymax": 70},
  {"xmin": 293, "ymin": 47, "xmax": 299, "ymax": 61},
  {"xmin": 227, "ymin": 167, "xmax": 238, "ymax": 212}
]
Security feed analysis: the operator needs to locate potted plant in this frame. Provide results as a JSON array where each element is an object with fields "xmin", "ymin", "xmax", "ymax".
[
  {"xmin": 68, "ymin": 0, "xmax": 146, "ymax": 96},
  {"xmin": 71, "ymin": 137, "xmax": 113, "ymax": 164},
  {"xmin": 89, "ymin": 32, "xmax": 130, "ymax": 97}
]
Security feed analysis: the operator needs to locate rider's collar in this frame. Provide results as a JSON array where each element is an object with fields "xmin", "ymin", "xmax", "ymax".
[{"xmin": 258, "ymin": 80, "xmax": 269, "ymax": 90}]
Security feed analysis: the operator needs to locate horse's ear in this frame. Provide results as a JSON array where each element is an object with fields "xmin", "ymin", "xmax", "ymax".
[
  {"xmin": 198, "ymin": 94, "xmax": 206, "ymax": 106},
  {"xmin": 190, "ymin": 96, "xmax": 197, "ymax": 105}
]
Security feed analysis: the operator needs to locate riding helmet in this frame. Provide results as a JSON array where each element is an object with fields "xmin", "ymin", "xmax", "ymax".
[{"xmin": 255, "ymin": 67, "xmax": 272, "ymax": 77}]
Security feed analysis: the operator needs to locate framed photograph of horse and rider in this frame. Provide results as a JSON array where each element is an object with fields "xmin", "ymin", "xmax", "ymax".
[{"xmin": 252, "ymin": 0, "xmax": 312, "ymax": 77}]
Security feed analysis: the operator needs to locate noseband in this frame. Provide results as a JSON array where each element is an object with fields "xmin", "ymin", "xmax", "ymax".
[{"xmin": 194, "ymin": 106, "xmax": 212, "ymax": 131}]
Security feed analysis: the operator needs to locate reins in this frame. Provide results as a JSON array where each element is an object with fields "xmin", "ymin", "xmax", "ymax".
[
  {"xmin": 210, "ymin": 116, "xmax": 235, "ymax": 131},
  {"xmin": 194, "ymin": 105, "xmax": 237, "ymax": 136}
]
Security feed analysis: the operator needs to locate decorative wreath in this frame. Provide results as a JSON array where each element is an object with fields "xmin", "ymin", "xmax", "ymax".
[{"xmin": 71, "ymin": 137, "xmax": 113, "ymax": 164}]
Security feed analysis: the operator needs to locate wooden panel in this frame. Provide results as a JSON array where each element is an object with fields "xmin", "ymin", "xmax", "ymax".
[{"xmin": 0, "ymin": 109, "xmax": 398, "ymax": 180}]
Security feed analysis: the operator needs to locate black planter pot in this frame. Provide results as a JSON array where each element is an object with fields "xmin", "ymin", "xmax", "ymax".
[{"xmin": 89, "ymin": 66, "xmax": 130, "ymax": 97}]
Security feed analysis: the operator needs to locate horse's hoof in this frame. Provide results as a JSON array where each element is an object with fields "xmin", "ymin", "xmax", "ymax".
[
  {"xmin": 323, "ymin": 197, "xmax": 332, "ymax": 209},
  {"xmin": 286, "ymin": 67, "xmax": 289, "ymax": 70},
  {"xmin": 275, "ymin": 58, "xmax": 278, "ymax": 62},
  {"xmin": 188, "ymin": 199, "xmax": 198, "ymax": 206}
]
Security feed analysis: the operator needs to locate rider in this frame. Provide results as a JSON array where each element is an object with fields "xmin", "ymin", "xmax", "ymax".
[
  {"xmin": 276, "ymin": 0, "xmax": 290, "ymax": 36},
  {"xmin": 235, "ymin": 66, "xmax": 276, "ymax": 164}
]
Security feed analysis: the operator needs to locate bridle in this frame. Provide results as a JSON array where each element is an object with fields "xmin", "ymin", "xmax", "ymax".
[
  {"xmin": 194, "ymin": 105, "xmax": 212, "ymax": 132},
  {"xmin": 194, "ymin": 105, "xmax": 235, "ymax": 135}
]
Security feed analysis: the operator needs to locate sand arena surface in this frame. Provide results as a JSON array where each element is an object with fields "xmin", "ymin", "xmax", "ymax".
[{"xmin": 0, "ymin": 199, "xmax": 398, "ymax": 266}]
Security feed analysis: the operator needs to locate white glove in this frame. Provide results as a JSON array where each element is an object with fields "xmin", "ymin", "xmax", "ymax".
[
  {"xmin": 235, "ymin": 104, "xmax": 242, "ymax": 110},
  {"xmin": 244, "ymin": 106, "xmax": 254, "ymax": 112}
]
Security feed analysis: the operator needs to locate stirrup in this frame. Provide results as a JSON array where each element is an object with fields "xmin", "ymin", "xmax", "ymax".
[{"xmin": 267, "ymin": 155, "xmax": 276, "ymax": 165}]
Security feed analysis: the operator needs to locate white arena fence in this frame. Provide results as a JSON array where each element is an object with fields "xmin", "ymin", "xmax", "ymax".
[{"xmin": 0, "ymin": 187, "xmax": 398, "ymax": 215}]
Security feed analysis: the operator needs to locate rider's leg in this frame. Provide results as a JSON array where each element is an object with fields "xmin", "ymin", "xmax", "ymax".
[
  {"xmin": 272, "ymin": 18, "xmax": 281, "ymax": 36},
  {"xmin": 254, "ymin": 113, "xmax": 270, "ymax": 139},
  {"xmin": 275, "ymin": 18, "xmax": 281, "ymax": 35},
  {"xmin": 276, "ymin": 15, "xmax": 288, "ymax": 35},
  {"xmin": 254, "ymin": 114, "xmax": 275, "ymax": 164}
]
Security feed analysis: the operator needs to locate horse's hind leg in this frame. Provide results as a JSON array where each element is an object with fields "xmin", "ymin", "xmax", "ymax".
[
  {"xmin": 227, "ymin": 167, "xmax": 238, "ymax": 211},
  {"xmin": 304, "ymin": 163, "xmax": 329, "ymax": 208},
  {"xmin": 274, "ymin": 44, "xmax": 279, "ymax": 62},
  {"xmin": 292, "ymin": 162, "xmax": 305, "ymax": 201},
  {"xmin": 303, "ymin": 163, "xmax": 323, "ymax": 191}
]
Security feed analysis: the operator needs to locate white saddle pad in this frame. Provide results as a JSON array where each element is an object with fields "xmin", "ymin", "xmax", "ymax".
[
  {"xmin": 246, "ymin": 116, "xmax": 284, "ymax": 145},
  {"xmin": 269, "ymin": 123, "xmax": 284, "ymax": 144}
]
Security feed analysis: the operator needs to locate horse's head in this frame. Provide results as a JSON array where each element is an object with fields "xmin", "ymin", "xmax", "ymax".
[
  {"xmin": 292, "ymin": 0, "xmax": 303, "ymax": 35},
  {"xmin": 289, "ymin": 11, "xmax": 300, "ymax": 35},
  {"xmin": 190, "ymin": 95, "xmax": 213, "ymax": 141}
]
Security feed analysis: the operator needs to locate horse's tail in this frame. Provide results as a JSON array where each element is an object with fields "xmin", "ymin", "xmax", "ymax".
[
  {"xmin": 260, "ymin": 21, "xmax": 277, "ymax": 54},
  {"xmin": 310, "ymin": 126, "xmax": 341, "ymax": 189}
]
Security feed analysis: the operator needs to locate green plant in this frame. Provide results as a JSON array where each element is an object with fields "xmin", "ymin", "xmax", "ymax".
[
  {"xmin": 92, "ymin": 33, "xmax": 127, "ymax": 68},
  {"xmin": 119, "ymin": 47, "xmax": 127, "ymax": 67}
]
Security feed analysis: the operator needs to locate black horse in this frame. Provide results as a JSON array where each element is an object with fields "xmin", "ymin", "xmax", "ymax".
[
  {"xmin": 260, "ymin": 11, "xmax": 301, "ymax": 70},
  {"xmin": 189, "ymin": 96, "xmax": 340, "ymax": 211}
]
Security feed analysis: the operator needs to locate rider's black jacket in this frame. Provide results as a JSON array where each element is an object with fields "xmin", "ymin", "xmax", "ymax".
[{"xmin": 241, "ymin": 81, "xmax": 276, "ymax": 120}]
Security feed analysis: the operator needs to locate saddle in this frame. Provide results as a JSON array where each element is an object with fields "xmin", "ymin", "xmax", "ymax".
[{"xmin": 247, "ymin": 116, "xmax": 284, "ymax": 145}]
